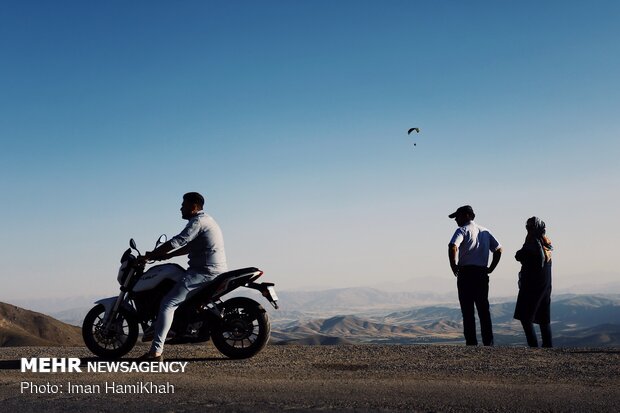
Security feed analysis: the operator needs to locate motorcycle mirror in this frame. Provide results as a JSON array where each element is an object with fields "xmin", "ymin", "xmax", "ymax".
[
  {"xmin": 156, "ymin": 234, "xmax": 167, "ymax": 248},
  {"xmin": 130, "ymin": 238, "xmax": 141, "ymax": 256}
]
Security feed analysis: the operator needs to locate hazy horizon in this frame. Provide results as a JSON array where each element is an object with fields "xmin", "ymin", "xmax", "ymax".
[
  {"xmin": 5, "ymin": 271, "xmax": 620, "ymax": 309},
  {"xmin": 1, "ymin": 1, "xmax": 619, "ymax": 302}
]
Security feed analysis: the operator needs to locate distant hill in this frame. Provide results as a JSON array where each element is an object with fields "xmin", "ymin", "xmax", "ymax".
[
  {"xmin": 49, "ymin": 307, "xmax": 89, "ymax": 327},
  {"xmin": 273, "ymin": 333, "xmax": 353, "ymax": 346},
  {"xmin": 275, "ymin": 314, "xmax": 460, "ymax": 344},
  {"xmin": 554, "ymin": 324, "xmax": 620, "ymax": 347},
  {"xmin": 272, "ymin": 294, "xmax": 620, "ymax": 347},
  {"xmin": 0, "ymin": 302, "xmax": 83, "ymax": 347},
  {"xmin": 550, "ymin": 296, "xmax": 620, "ymax": 325}
]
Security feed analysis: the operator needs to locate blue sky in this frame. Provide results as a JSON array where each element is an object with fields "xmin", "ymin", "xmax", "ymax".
[{"xmin": 1, "ymin": 1, "xmax": 619, "ymax": 301}]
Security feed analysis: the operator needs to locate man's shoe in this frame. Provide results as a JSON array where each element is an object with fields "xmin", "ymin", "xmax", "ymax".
[{"xmin": 137, "ymin": 352, "xmax": 163, "ymax": 362}]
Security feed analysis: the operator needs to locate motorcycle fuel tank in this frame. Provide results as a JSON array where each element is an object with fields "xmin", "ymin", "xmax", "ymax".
[{"xmin": 132, "ymin": 263, "xmax": 185, "ymax": 292}]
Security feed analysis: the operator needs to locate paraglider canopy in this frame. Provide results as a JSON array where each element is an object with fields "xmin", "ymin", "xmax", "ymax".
[{"xmin": 407, "ymin": 127, "xmax": 421, "ymax": 146}]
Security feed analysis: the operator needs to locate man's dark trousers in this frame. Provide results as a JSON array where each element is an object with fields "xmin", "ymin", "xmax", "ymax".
[{"xmin": 457, "ymin": 265, "xmax": 494, "ymax": 346}]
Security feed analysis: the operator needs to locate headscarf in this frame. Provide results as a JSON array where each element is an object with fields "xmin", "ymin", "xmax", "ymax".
[{"xmin": 526, "ymin": 216, "xmax": 553, "ymax": 262}]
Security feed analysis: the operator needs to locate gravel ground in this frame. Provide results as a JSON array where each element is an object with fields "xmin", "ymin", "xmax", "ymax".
[{"xmin": 1, "ymin": 344, "xmax": 619, "ymax": 412}]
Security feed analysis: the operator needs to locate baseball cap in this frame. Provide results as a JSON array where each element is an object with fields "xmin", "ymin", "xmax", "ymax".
[{"xmin": 448, "ymin": 205, "xmax": 474, "ymax": 219}]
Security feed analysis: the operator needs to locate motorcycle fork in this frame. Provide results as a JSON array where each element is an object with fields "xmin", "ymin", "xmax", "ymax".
[
  {"xmin": 102, "ymin": 266, "xmax": 139, "ymax": 332},
  {"xmin": 101, "ymin": 291, "xmax": 128, "ymax": 333}
]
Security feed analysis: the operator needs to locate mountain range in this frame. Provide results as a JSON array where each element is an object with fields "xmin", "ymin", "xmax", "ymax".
[
  {"xmin": 270, "ymin": 292, "xmax": 620, "ymax": 347},
  {"xmin": 1, "ymin": 289, "xmax": 619, "ymax": 348}
]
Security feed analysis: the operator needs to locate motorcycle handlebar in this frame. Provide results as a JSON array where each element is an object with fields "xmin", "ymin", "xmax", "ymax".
[{"xmin": 135, "ymin": 256, "xmax": 156, "ymax": 266}]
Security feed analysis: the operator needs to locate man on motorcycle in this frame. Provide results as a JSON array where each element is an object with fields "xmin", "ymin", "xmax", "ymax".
[{"xmin": 139, "ymin": 192, "xmax": 227, "ymax": 360}]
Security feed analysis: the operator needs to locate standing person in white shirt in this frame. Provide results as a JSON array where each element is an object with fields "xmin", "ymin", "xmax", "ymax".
[{"xmin": 448, "ymin": 205, "xmax": 502, "ymax": 346}]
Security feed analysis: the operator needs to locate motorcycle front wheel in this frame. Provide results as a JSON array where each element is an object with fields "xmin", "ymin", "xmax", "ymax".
[
  {"xmin": 82, "ymin": 304, "xmax": 139, "ymax": 359},
  {"xmin": 211, "ymin": 297, "xmax": 270, "ymax": 359}
]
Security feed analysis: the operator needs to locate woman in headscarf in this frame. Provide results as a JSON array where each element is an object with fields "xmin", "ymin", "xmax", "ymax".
[{"xmin": 513, "ymin": 217, "xmax": 553, "ymax": 347}]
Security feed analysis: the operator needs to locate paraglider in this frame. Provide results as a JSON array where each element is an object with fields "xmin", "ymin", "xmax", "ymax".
[{"xmin": 407, "ymin": 127, "xmax": 420, "ymax": 146}]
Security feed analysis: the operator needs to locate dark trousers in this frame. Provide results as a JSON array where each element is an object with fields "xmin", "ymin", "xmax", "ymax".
[
  {"xmin": 457, "ymin": 266, "xmax": 493, "ymax": 346},
  {"xmin": 521, "ymin": 320, "xmax": 552, "ymax": 348}
]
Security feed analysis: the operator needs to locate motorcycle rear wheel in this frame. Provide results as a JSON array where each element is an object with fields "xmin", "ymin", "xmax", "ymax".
[
  {"xmin": 211, "ymin": 297, "xmax": 270, "ymax": 359},
  {"xmin": 82, "ymin": 304, "xmax": 139, "ymax": 359}
]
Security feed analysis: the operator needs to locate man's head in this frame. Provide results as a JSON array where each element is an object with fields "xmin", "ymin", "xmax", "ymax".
[
  {"xmin": 181, "ymin": 192, "xmax": 205, "ymax": 220},
  {"xmin": 449, "ymin": 205, "xmax": 475, "ymax": 227}
]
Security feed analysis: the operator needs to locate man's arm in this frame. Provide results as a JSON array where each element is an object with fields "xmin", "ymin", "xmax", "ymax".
[
  {"xmin": 487, "ymin": 248, "xmax": 502, "ymax": 274},
  {"xmin": 448, "ymin": 244, "xmax": 459, "ymax": 277},
  {"xmin": 165, "ymin": 244, "xmax": 190, "ymax": 258},
  {"xmin": 141, "ymin": 242, "xmax": 190, "ymax": 263},
  {"xmin": 144, "ymin": 241, "xmax": 175, "ymax": 261},
  {"xmin": 144, "ymin": 216, "xmax": 201, "ymax": 262}
]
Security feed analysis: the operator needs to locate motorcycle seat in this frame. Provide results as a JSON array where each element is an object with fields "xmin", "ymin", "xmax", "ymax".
[
  {"xmin": 191, "ymin": 267, "xmax": 262, "ymax": 302},
  {"xmin": 213, "ymin": 267, "xmax": 261, "ymax": 281}
]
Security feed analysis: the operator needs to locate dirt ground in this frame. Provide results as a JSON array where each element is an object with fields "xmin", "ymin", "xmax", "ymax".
[{"xmin": 1, "ymin": 344, "xmax": 619, "ymax": 412}]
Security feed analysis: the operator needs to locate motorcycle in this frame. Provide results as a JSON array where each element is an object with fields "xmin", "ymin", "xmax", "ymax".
[{"xmin": 82, "ymin": 236, "xmax": 279, "ymax": 359}]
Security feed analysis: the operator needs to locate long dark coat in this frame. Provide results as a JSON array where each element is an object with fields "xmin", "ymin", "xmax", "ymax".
[{"xmin": 513, "ymin": 240, "xmax": 552, "ymax": 324}]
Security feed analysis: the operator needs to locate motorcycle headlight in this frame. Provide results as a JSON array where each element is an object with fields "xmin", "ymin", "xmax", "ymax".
[{"xmin": 117, "ymin": 261, "xmax": 130, "ymax": 284}]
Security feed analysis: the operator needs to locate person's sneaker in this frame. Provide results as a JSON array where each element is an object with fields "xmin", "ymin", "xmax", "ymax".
[{"xmin": 137, "ymin": 352, "xmax": 163, "ymax": 362}]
